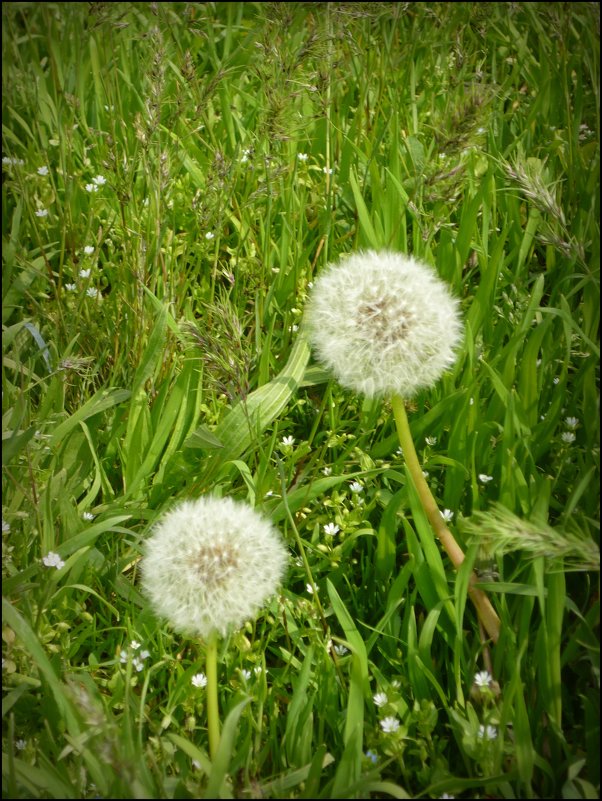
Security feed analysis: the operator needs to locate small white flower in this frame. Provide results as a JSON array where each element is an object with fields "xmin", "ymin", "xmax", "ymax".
[
  {"xmin": 35, "ymin": 208, "xmax": 49, "ymax": 217},
  {"xmin": 79, "ymin": 268, "xmax": 91, "ymax": 278},
  {"xmin": 130, "ymin": 640, "xmax": 141, "ymax": 650},
  {"xmin": 297, "ymin": 153, "xmax": 309, "ymax": 161},
  {"xmin": 86, "ymin": 287, "xmax": 99, "ymax": 299},
  {"xmin": 322, "ymin": 166, "xmax": 333, "ymax": 175},
  {"xmin": 37, "ymin": 166, "xmax": 49, "ymax": 176},
  {"xmin": 553, "ymin": 377, "xmax": 560, "ymax": 385},
  {"xmin": 2, "ymin": 518, "xmax": 10, "ymax": 534},
  {"xmin": 473, "ymin": 670, "xmax": 492, "ymax": 688},
  {"xmin": 323, "ymin": 522, "xmax": 340, "ymax": 537},
  {"xmin": 425, "ymin": 436, "xmax": 437, "ymax": 446},
  {"xmin": 84, "ymin": 245, "xmax": 95, "ymax": 255},
  {"xmin": 93, "ymin": 174, "xmax": 106, "ymax": 186},
  {"xmin": 439, "ymin": 794, "xmax": 455, "ymax": 799},
  {"xmin": 322, "ymin": 466, "xmax": 332, "ymax": 476},
  {"xmin": 422, "ymin": 470, "xmax": 429, "ymax": 478},
  {"xmin": 140, "ymin": 649, "xmax": 150, "ymax": 660},
  {"xmin": 349, "ymin": 481, "xmax": 363, "ymax": 493},
  {"xmin": 333, "ymin": 644, "xmax": 349, "ymax": 656},
  {"xmin": 119, "ymin": 649, "xmax": 128, "ymax": 663},
  {"xmin": 441, "ymin": 509, "xmax": 454, "ymax": 523},
  {"xmin": 373, "ymin": 692, "xmax": 388, "ymax": 707},
  {"xmin": 205, "ymin": 231, "xmax": 215, "ymax": 240},
  {"xmin": 306, "ymin": 583, "xmax": 314, "ymax": 594},
  {"xmin": 82, "ymin": 511, "xmax": 95, "ymax": 520},
  {"xmin": 561, "ymin": 431, "xmax": 576, "ymax": 444},
  {"xmin": 478, "ymin": 474, "xmax": 494, "ymax": 484},
  {"xmin": 132, "ymin": 657, "xmax": 144, "ymax": 672},
  {"xmin": 380, "ymin": 716, "xmax": 400, "ymax": 733},
  {"xmin": 65, "ymin": 283, "xmax": 76, "ymax": 291},
  {"xmin": 281, "ymin": 435, "xmax": 295, "ymax": 447},
  {"xmin": 192, "ymin": 672, "xmax": 208, "ymax": 688},
  {"xmin": 240, "ymin": 668, "xmax": 251, "ymax": 681},
  {"xmin": 305, "ymin": 251, "xmax": 463, "ymax": 399},
  {"xmin": 42, "ymin": 552, "xmax": 65, "ymax": 569},
  {"xmin": 2, "ymin": 156, "xmax": 25, "ymax": 166},
  {"xmin": 478, "ymin": 724, "xmax": 498, "ymax": 741},
  {"xmin": 15, "ymin": 739, "xmax": 27, "ymax": 751},
  {"xmin": 564, "ymin": 417, "xmax": 578, "ymax": 429},
  {"xmin": 85, "ymin": 183, "xmax": 98, "ymax": 193},
  {"xmin": 253, "ymin": 665, "xmax": 263, "ymax": 676}
]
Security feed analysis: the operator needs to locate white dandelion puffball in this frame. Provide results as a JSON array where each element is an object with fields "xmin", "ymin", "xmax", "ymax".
[
  {"xmin": 141, "ymin": 497, "xmax": 288, "ymax": 639},
  {"xmin": 305, "ymin": 250, "xmax": 463, "ymax": 398}
]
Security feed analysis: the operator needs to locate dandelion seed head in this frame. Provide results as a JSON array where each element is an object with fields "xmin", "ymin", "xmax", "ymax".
[
  {"xmin": 305, "ymin": 251, "xmax": 463, "ymax": 398},
  {"xmin": 141, "ymin": 496, "xmax": 288, "ymax": 639}
]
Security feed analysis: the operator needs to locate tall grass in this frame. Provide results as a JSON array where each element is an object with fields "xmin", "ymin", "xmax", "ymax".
[{"xmin": 2, "ymin": 3, "xmax": 599, "ymax": 798}]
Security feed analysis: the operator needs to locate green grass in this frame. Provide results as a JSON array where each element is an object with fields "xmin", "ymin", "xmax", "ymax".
[{"xmin": 2, "ymin": 2, "xmax": 599, "ymax": 798}]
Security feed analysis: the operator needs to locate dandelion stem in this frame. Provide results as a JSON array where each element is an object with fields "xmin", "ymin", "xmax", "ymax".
[
  {"xmin": 205, "ymin": 631, "xmax": 220, "ymax": 761},
  {"xmin": 391, "ymin": 394, "xmax": 501, "ymax": 643}
]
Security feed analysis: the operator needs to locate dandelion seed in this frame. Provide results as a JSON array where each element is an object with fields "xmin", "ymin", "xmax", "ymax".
[
  {"xmin": 65, "ymin": 283, "xmax": 76, "ymax": 291},
  {"xmin": 82, "ymin": 511, "xmax": 95, "ymax": 520},
  {"xmin": 86, "ymin": 287, "xmax": 99, "ymax": 299},
  {"xmin": 42, "ymin": 552, "xmax": 65, "ymax": 569},
  {"xmin": 478, "ymin": 474, "xmax": 494, "ymax": 484},
  {"xmin": 373, "ymin": 692, "xmax": 388, "ymax": 707},
  {"xmin": 561, "ymin": 431, "xmax": 576, "ymax": 444},
  {"xmin": 192, "ymin": 672, "xmax": 208, "ymax": 688},
  {"xmin": 141, "ymin": 496, "xmax": 288, "ymax": 639},
  {"xmin": 565, "ymin": 417, "xmax": 578, "ymax": 429},
  {"xmin": 425, "ymin": 436, "xmax": 437, "ymax": 446},
  {"xmin": 478, "ymin": 724, "xmax": 498, "ymax": 741},
  {"xmin": 305, "ymin": 251, "xmax": 463, "ymax": 399},
  {"xmin": 349, "ymin": 481, "xmax": 363, "ymax": 493},
  {"xmin": 474, "ymin": 670, "xmax": 492, "ymax": 688},
  {"xmin": 83, "ymin": 245, "xmax": 95, "ymax": 255},
  {"xmin": 37, "ymin": 166, "xmax": 49, "ymax": 176},
  {"xmin": 380, "ymin": 716, "xmax": 400, "ymax": 733},
  {"xmin": 35, "ymin": 208, "xmax": 49, "ymax": 217},
  {"xmin": 281, "ymin": 435, "xmax": 295, "ymax": 447},
  {"xmin": 323, "ymin": 522, "xmax": 340, "ymax": 537},
  {"xmin": 441, "ymin": 509, "xmax": 454, "ymax": 523},
  {"xmin": 333, "ymin": 644, "xmax": 349, "ymax": 656}
]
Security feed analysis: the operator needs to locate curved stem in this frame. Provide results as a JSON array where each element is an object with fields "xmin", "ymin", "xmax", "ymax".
[
  {"xmin": 391, "ymin": 395, "xmax": 500, "ymax": 643},
  {"xmin": 205, "ymin": 631, "xmax": 220, "ymax": 761}
]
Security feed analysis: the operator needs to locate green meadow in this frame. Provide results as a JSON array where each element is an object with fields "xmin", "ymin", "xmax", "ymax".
[{"xmin": 2, "ymin": 2, "xmax": 599, "ymax": 798}]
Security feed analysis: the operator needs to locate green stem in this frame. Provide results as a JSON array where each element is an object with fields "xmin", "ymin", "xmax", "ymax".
[
  {"xmin": 205, "ymin": 631, "xmax": 220, "ymax": 761},
  {"xmin": 391, "ymin": 394, "xmax": 500, "ymax": 643}
]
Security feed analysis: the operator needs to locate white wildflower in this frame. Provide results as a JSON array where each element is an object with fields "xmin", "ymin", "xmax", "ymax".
[
  {"xmin": 349, "ymin": 481, "xmax": 363, "ymax": 493},
  {"xmin": 373, "ymin": 692, "xmax": 388, "ymax": 707},
  {"xmin": 86, "ymin": 287, "xmax": 99, "ymax": 299},
  {"xmin": 323, "ymin": 522, "xmax": 340, "ymax": 537},
  {"xmin": 380, "ymin": 716, "xmax": 400, "ymax": 733},
  {"xmin": 473, "ymin": 670, "xmax": 492, "ymax": 689},
  {"xmin": 192, "ymin": 672, "xmax": 208, "ymax": 688},
  {"xmin": 37, "ymin": 166, "xmax": 49, "ymax": 176},
  {"xmin": 79, "ymin": 268, "xmax": 91, "ymax": 278},
  {"xmin": 478, "ymin": 724, "xmax": 498, "ymax": 741},
  {"xmin": 84, "ymin": 245, "xmax": 95, "ymax": 255},
  {"xmin": 441, "ymin": 509, "xmax": 454, "ymax": 523},
  {"xmin": 65, "ymin": 283, "xmax": 76, "ymax": 292},
  {"xmin": 564, "ymin": 417, "xmax": 578, "ymax": 429},
  {"xmin": 478, "ymin": 474, "xmax": 494, "ymax": 484},
  {"xmin": 35, "ymin": 208, "xmax": 49, "ymax": 217},
  {"xmin": 561, "ymin": 431, "xmax": 576, "ymax": 444},
  {"xmin": 42, "ymin": 552, "xmax": 65, "ymax": 569}
]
